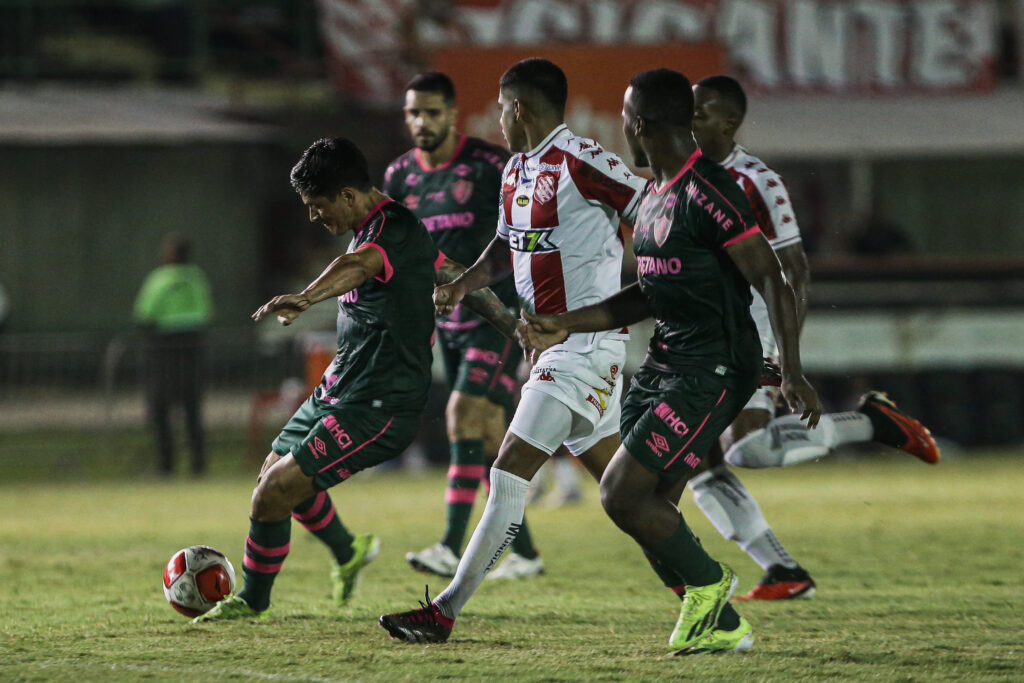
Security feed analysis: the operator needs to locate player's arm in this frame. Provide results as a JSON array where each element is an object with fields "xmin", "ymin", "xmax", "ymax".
[
  {"xmin": 433, "ymin": 236, "xmax": 514, "ymax": 315},
  {"xmin": 519, "ymin": 283, "xmax": 651, "ymax": 351},
  {"xmin": 775, "ymin": 242, "xmax": 810, "ymax": 331},
  {"xmin": 252, "ymin": 246, "xmax": 383, "ymax": 326},
  {"xmin": 436, "ymin": 256, "xmax": 518, "ymax": 341},
  {"xmin": 725, "ymin": 233, "xmax": 821, "ymax": 426}
]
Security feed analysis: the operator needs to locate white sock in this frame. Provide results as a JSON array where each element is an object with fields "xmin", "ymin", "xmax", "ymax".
[
  {"xmin": 435, "ymin": 467, "xmax": 529, "ymax": 619},
  {"xmin": 689, "ymin": 466, "xmax": 798, "ymax": 570},
  {"xmin": 724, "ymin": 411, "xmax": 871, "ymax": 468}
]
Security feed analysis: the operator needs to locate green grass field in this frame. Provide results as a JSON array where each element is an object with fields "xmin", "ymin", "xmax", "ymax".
[{"xmin": 1, "ymin": 439, "xmax": 1022, "ymax": 681}]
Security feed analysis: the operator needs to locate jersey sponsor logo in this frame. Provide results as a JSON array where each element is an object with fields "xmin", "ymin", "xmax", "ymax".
[
  {"xmin": 451, "ymin": 179, "xmax": 474, "ymax": 205},
  {"xmin": 684, "ymin": 180, "xmax": 735, "ymax": 231},
  {"xmin": 534, "ymin": 173, "xmax": 557, "ymax": 204},
  {"xmin": 654, "ymin": 401, "xmax": 689, "ymax": 436},
  {"xmin": 636, "ymin": 255, "xmax": 682, "ymax": 276},
  {"xmin": 653, "ymin": 216, "xmax": 672, "ymax": 247},
  {"xmin": 403, "ymin": 195, "xmax": 420, "ymax": 210},
  {"xmin": 646, "ymin": 431, "xmax": 669, "ymax": 458},
  {"xmin": 454, "ymin": 164, "xmax": 472, "ymax": 177},
  {"xmin": 340, "ymin": 289, "xmax": 359, "ymax": 304},
  {"xmin": 537, "ymin": 162, "xmax": 563, "ymax": 172},
  {"xmin": 586, "ymin": 393, "xmax": 605, "ymax": 416},
  {"xmin": 322, "ymin": 414, "xmax": 354, "ymax": 450},
  {"xmin": 422, "ymin": 212, "xmax": 475, "ymax": 232},
  {"xmin": 465, "ymin": 347, "xmax": 500, "ymax": 365},
  {"xmin": 507, "ymin": 227, "xmax": 557, "ymax": 253},
  {"xmin": 516, "ymin": 195, "xmax": 529, "ymax": 207}
]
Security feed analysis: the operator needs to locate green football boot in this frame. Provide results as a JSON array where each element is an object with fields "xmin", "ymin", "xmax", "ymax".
[
  {"xmin": 668, "ymin": 563, "xmax": 738, "ymax": 650},
  {"xmin": 332, "ymin": 533, "xmax": 380, "ymax": 605},
  {"xmin": 674, "ymin": 616, "xmax": 754, "ymax": 656},
  {"xmin": 191, "ymin": 595, "xmax": 269, "ymax": 624}
]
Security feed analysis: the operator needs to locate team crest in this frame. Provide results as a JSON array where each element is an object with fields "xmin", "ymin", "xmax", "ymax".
[
  {"xmin": 451, "ymin": 179, "xmax": 473, "ymax": 205},
  {"xmin": 653, "ymin": 217, "xmax": 672, "ymax": 247},
  {"xmin": 534, "ymin": 173, "xmax": 557, "ymax": 204}
]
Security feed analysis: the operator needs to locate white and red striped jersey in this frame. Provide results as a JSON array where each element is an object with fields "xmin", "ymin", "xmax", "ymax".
[
  {"xmin": 721, "ymin": 144, "xmax": 803, "ymax": 356},
  {"xmin": 497, "ymin": 125, "xmax": 646, "ymax": 353}
]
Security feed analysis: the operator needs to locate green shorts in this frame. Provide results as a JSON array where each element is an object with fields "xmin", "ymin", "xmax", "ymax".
[
  {"xmin": 620, "ymin": 366, "xmax": 757, "ymax": 483},
  {"xmin": 438, "ymin": 323, "xmax": 520, "ymax": 412},
  {"xmin": 272, "ymin": 396, "xmax": 420, "ymax": 490}
]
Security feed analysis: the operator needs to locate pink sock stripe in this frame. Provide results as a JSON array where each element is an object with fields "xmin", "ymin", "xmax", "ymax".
[
  {"xmin": 664, "ymin": 389, "xmax": 728, "ymax": 470},
  {"xmin": 292, "ymin": 491, "xmax": 327, "ymax": 522},
  {"xmin": 243, "ymin": 555, "xmax": 284, "ymax": 574},
  {"xmin": 446, "ymin": 488, "xmax": 479, "ymax": 504},
  {"xmin": 671, "ymin": 584, "xmax": 687, "ymax": 595},
  {"xmin": 300, "ymin": 504, "xmax": 337, "ymax": 532},
  {"xmin": 447, "ymin": 464, "xmax": 486, "ymax": 479},
  {"xmin": 245, "ymin": 537, "xmax": 291, "ymax": 557}
]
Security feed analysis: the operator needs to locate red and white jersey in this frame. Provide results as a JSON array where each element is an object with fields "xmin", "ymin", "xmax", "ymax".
[
  {"xmin": 497, "ymin": 125, "xmax": 646, "ymax": 353},
  {"xmin": 721, "ymin": 144, "xmax": 802, "ymax": 357},
  {"xmin": 721, "ymin": 145, "xmax": 801, "ymax": 250}
]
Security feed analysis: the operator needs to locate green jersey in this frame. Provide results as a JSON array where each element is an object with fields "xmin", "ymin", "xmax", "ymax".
[
  {"xmin": 316, "ymin": 199, "xmax": 439, "ymax": 414},
  {"xmin": 632, "ymin": 149, "xmax": 762, "ymax": 377},
  {"xmin": 382, "ymin": 135, "xmax": 518, "ymax": 340},
  {"xmin": 133, "ymin": 263, "xmax": 213, "ymax": 333}
]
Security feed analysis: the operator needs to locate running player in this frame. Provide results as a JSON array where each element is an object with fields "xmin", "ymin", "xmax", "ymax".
[
  {"xmin": 383, "ymin": 72, "xmax": 543, "ymax": 580},
  {"xmin": 520, "ymin": 69, "xmax": 822, "ymax": 654},
  {"xmin": 687, "ymin": 74, "xmax": 939, "ymax": 601},
  {"xmin": 194, "ymin": 137, "xmax": 516, "ymax": 622},
  {"xmin": 379, "ymin": 57, "xmax": 648, "ymax": 643}
]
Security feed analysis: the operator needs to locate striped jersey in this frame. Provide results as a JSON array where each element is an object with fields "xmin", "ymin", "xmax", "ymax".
[
  {"xmin": 721, "ymin": 144, "xmax": 802, "ymax": 354},
  {"xmin": 497, "ymin": 124, "xmax": 647, "ymax": 353}
]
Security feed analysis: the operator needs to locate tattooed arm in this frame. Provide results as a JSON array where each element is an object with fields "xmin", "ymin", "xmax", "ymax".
[
  {"xmin": 435, "ymin": 256, "xmax": 518, "ymax": 342},
  {"xmin": 252, "ymin": 246, "xmax": 382, "ymax": 325}
]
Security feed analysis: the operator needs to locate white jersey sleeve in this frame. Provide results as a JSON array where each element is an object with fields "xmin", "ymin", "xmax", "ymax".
[{"xmin": 723, "ymin": 146, "xmax": 802, "ymax": 250}]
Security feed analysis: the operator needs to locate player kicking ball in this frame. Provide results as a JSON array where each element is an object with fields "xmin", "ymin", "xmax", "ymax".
[
  {"xmin": 517, "ymin": 69, "xmax": 823, "ymax": 654},
  {"xmin": 194, "ymin": 138, "xmax": 516, "ymax": 623}
]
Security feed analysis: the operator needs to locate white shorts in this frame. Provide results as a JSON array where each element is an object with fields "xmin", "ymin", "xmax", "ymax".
[{"xmin": 508, "ymin": 339, "xmax": 625, "ymax": 456}]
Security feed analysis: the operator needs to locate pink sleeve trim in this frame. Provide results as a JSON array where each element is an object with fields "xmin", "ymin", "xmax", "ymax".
[
  {"xmin": 434, "ymin": 249, "xmax": 447, "ymax": 272},
  {"xmin": 722, "ymin": 226, "xmax": 761, "ymax": 248},
  {"xmin": 360, "ymin": 242, "xmax": 394, "ymax": 282}
]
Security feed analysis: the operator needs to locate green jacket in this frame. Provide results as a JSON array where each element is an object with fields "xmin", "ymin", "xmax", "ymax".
[{"xmin": 133, "ymin": 263, "xmax": 213, "ymax": 333}]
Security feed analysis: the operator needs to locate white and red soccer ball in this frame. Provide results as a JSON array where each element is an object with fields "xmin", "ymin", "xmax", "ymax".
[{"xmin": 163, "ymin": 545, "xmax": 236, "ymax": 617}]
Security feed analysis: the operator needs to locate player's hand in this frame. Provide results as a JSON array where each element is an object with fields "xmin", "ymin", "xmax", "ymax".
[
  {"xmin": 252, "ymin": 294, "xmax": 311, "ymax": 326},
  {"xmin": 519, "ymin": 309, "xmax": 569, "ymax": 352},
  {"xmin": 433, "ymin": 281, "xmax": 467, "ymax": 316},
  {"xmin": 780, "ymin": 374, "xmax": 822, "ymax": 428}
]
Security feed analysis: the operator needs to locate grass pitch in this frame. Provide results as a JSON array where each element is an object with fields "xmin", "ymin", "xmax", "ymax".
[{"xmin": 1, "ymin": 441, "xmax": 1022, "ymax": 681}]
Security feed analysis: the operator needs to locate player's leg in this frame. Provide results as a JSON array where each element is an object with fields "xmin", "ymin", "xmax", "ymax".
[
  {"xmin": 380, "ymin": 388, "xmax": 571, "ymax": 642},
  {"xmin": 145, "ymin": 341, "xmax": 175, "ymax": 475}
]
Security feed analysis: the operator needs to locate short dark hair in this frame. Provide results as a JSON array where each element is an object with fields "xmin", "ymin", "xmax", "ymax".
[
  {"xmin": 406, "ymin": 71, "xmax": 456, "ymax": 106},
  {"xmin": 628, "ymin": 68, "xmax": 694, "ymax": 127},
  {"xmin": 499, "ymin": 58, "xmax": 568, "ymax": 116},
  {"xmin": 290, "ymin": 138, "xmax": 371, "ymax": 198},
  {"xmin": 696, "ymin": 74, "xmax": 747, "ymax": 121}
]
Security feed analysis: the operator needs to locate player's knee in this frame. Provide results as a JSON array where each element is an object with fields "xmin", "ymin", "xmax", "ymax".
[
  {"xmin": 446, "ymin": 393, "xmax": 492, "ymax": 441},
  {"xmin": 251, "ymin": 471, "xmax": 292, "ymax": 521},
  {"xmin": 599, "ymin": 481, "xmax": 635, "ymax": 532}
]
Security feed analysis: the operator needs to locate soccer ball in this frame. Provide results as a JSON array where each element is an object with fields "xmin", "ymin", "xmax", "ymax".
[{"xmin": 163, "ymin": 545, "xmax": 236, "ymax": 617}]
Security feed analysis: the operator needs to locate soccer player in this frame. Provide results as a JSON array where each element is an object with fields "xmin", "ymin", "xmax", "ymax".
[
  {"xmin": 194, "ymin": 137, "xmax": 517, "ymax": 622},
  {"xmin": 687, "ymin": 74, "xmax": 939, "ymax": 600},
  {"xmin": 383, "ymin": 72, "xmax": 543, "ymax": 580},
  {"xmin": 379, "ymin": 58, "xmax": 648, "ymax": 643},
  {"xmin": 519, "ymin": 69, "xmax": 823, "ymax": 654}
]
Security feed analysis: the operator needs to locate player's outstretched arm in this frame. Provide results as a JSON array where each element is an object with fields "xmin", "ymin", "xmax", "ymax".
[
  {"xmin": 726, "ymin": 233, "xmax": 821, "ymax": 427},
  {"xmin": 519, "ymin": 283, "xmax": 651, "ymax": 352},
  {"xmin": 252, "ymin": 246, "xmax": 383, "ymax": 326},
  {"xmin": 434, "ymin": 236, "xmax": 514, "ymax": 316},
  {"xmin": 436, "ymin": 257, "xmax": 518, "ymax": 341},
  {"xmin": 775, "ymin": 242, "xmax": 811, "ymax": 331}
]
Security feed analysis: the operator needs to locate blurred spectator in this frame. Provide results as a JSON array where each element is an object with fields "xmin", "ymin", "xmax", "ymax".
[
  {"xmin": 0, "ymin": 279, "xmax": 9, "ymax": 332},
  {"xmin": 849, "ymin": 212, "xmax": 914, "ymax": 256},
  {"xmin": 133, "ymin": 234, "xmax": 213, "ymax": 477}
]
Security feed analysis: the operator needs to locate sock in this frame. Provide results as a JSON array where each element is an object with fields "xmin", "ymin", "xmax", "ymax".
[
  {"xmin": 510, "ymin": 511, "xmax": 539, "ymax": 560},
  {"xmin": 292, "ymin": 491, "xmax": 355, "ymax": 566},
  {"xmin": 434, "ymin": 468, "xmax": 529, "ymax": 619},
  {"xmin": 689, "ymin": 466, "xmax": 798, "ymax": 570},
  {"xmin": 723, "ymin": 414, "xmax": 830, "ymax": 468},
  {"xmin": 643, "ymin": 548, "xmax": 687, "ymax": 600},
  {"xmin": 238, "ymin": 517, "xmax": 290, "ymax": 611},
  {"xmin": 827, "ymin": 411, "xmax": 875, "ymax": 444},
  {"xmin": 440, "ymin": 439, "xmax": 486, "ymax": 553},
  {"xmin": 718, "ymin": 603, "xmax": 741, "ymax": 631},
  {"xmin": 647, "ymin": 515, "xmax": 723, "ymax": 587}
]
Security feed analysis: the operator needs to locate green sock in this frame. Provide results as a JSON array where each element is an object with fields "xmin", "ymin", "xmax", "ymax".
[
  {"xmin": 238, "ymin": 517, "xmax": 291, "ymax": 612},
  {"xmin": 292, "ymin": 491, "xmax": 355, "ymax": 566},
  {"xmin": 647, "ymin": 516, "xmax": 723, "ymax": 587},
  {"xmin": 643, "ymin": 548, "xmax": 687, "ymax": 600},
  {"xmin": 440, "ymin": 439, "xmax": 486, "ymax": 553}
]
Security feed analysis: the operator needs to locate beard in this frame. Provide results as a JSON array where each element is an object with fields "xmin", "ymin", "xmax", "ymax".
[{"xmin": 415, "ymin": 126, "xmax": 450, "ymax": 153}]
